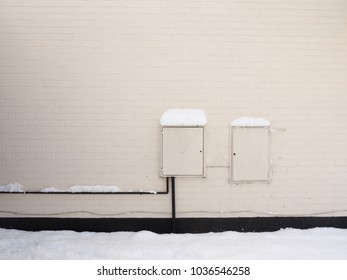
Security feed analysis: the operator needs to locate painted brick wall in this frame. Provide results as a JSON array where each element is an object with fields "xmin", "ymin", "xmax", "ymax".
[{"xmin": 1, "ymin": 0, "xmax": 347, "ymax": 218}]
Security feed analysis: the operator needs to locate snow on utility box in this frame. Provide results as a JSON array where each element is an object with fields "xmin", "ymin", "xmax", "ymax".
[
  {"xmin": 160, "ymin": 109, "xmax": 206, "ymax": 177},
  {"xmin": 231, "ymin": 117, "xmax": 270, "ymax": 182}
]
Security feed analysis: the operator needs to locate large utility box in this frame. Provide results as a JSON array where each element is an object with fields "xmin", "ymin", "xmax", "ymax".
[
  {"xmin": 161, "ymin": 127, "xmax": 204, "ymax": 177},
  {"xmin": 160, "ymin": 108, "xmax": 207, "ymax": 177},
  {"xmin": 230, "ymin": 117, "xmax": 271, "ymax": 182}
]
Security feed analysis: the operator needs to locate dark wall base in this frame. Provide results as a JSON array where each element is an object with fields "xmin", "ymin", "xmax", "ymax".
[{"xmin": 1, "ymin": 217, "xmax": 347, "ymax": 233}]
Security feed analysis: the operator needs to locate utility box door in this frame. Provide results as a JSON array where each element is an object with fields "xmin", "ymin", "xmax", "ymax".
[
  {"xmin": 231, "ymin": 127, "xmax": 269, "ymax": 181},
  {"xmin": 162, "ymin": 127, "xmax": 204, "ymax": 176}
]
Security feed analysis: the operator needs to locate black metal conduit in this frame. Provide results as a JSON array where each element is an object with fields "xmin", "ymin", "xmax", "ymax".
[
  {"xmin": 171, "ymin": 177, "xmax": 176, "ymax": 233},
  {"xmin": 9, "ymin": 177, "xmax": 171, "ymax": 195},
  {"xmin": 3, "ymin": 177, "xmax": 178, "ymax": 233}
]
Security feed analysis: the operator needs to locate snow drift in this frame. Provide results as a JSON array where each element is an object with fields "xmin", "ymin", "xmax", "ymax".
[{"xmin": 0, "ymin": 227, "xmax": 346, "ymax": 260}]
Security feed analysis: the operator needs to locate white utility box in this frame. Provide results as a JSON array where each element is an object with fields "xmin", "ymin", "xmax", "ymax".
[
  {"xmin": 161, "ymin": 127, "xmax": 204, "ymax": 177},
  {"xmin": 230, "ymin": 117, "xmax": 270, "ymax": 182},
  {"xmin": 160, "ymin": 109, "xmax": 206, "ymax": 177}
]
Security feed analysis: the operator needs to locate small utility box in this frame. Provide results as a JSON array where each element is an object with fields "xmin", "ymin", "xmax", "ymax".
[
  {"xmin": 230, "ymin": 117, "xmax": 271, "ymax": 182},
  {"xmin": 160, "ymin": 109, "xmax": 207, "ymax": 177}
]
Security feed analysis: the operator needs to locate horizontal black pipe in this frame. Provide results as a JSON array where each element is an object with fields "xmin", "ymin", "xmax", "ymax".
[{"xmin": 0, "ymin": 177, "xmax": 170, "ymax": 195}]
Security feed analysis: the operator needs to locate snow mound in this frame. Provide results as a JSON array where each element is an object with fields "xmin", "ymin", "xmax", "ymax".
[
  {"xmin": 0, "ymin": 183, "xmax": 24, "ymax": 193},
  {"xmin": 41, "ymin": 185, "xmax": 121, "ymax": 193},
  {"xmin": 160, "ymin": 109, "xmax": 207, "ymax": 127},
  {"xmin": 231, "ymin": 117, "xmax": 271, "ymax": 127},
  {"xmin": 0, "ymin": 228, "xmax": 346, "ymax": 260}
]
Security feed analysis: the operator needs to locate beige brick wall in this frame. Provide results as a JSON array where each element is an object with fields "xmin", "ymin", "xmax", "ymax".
[{"xmin": 1, "ymin": 0, "xmax": 347, "ymax": 218}]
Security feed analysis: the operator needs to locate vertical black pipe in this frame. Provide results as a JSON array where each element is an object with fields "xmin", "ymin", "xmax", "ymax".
[{"xmin": 171, "ymin": 177, "xmax": 176, "ymax": 233}]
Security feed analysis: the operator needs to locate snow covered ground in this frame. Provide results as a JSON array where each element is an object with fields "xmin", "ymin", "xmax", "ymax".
[{"xmin": 0, "ymin": 227, "xmax": 346, "ymax": 260}]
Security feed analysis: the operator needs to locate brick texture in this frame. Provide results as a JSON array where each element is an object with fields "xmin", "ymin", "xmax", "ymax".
[{"xmin": 1, "ymin": 0, "xmax": 347, "ymax": 218}]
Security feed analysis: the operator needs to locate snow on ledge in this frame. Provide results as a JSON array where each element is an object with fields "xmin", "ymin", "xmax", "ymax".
[
  {"xmin": 160, "ymin": 109, "xmax": 207, "ymax": 127},
  {"xmin": 41, "ymin": 185, "xmax": 121, "ymax": 193},
  {"xmin": 0, "ymin": 183, "xmax": 24, "ymax": 193},
  {"xmin": 231, "ymin": 117, "xmax": 271, "ymax": 127},
  {"xmin": 0, "ymin": 183, "xmax": 159, "ymax": 194}
]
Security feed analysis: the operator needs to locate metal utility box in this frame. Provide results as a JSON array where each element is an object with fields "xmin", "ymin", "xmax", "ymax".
[
  {"xmin": 231, "ymin": 127, "xmax": 269, "ymax": 182},
  {"xmin": 161, "ymin": 127, "xmax": 204, "ymax": 177}
]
